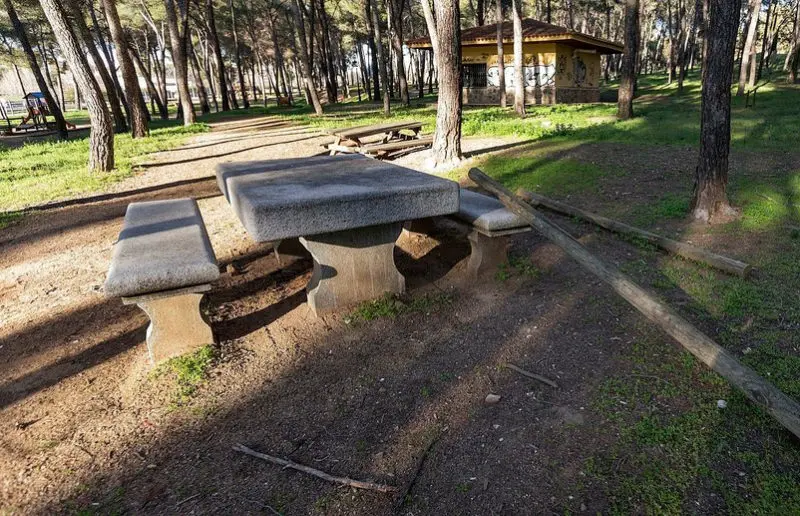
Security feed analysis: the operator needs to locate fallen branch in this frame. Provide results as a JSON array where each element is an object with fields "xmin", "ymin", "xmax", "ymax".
[
  {"xmin": 515, "ymin": 189, "xmax": 752, "ymax": 278},
  {"xmin": 505, "ymin": 363, "xmax": 558, "ymax": 388},
  {"xmin": 233, "ymin": 444, "xmax": 397, "ymax": 492},
  {"xmin": 470, "ymin": 168, "xmax": 800, "ymax": 439}
]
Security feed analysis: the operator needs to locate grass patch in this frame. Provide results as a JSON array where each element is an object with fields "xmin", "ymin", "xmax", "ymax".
[
  {"xmin": 0, "ymin": 121, "xmax": 207, "ymax": 211},
  {"xmin": 496, "ymin": 254, "xmax": 541, "ymax": 282},
  {"xmin": 346, "ymin": 292, "xmax": 453, "ymax": 323},
  {"xmin": 153, "ymin": 345, "xmax": 216, "ymax": 403}
]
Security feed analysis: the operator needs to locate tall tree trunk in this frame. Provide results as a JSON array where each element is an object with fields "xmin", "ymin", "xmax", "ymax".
[
  {"xmin": 130, "ymin": 46, "xmax": 169, "ymax": 119},
  {"xmin": 100, "ymin": 0, "xmax": 149, "ymax": 137},
  {"xmin": 419, "ymin": 0, "xmax": 439, "ymax": 66},
  {"xmin": 756, "ymin": 0, "xmax": 772, "ymax": 81},
  {"xmin": 163, "ymin": 0, "xmax": 196, "ymax": 124},
  {"xmin": 89, "ymin": 0, "xmax": 128, "ymax": 116},
  {"xmin": 512, "ymin": 0, "xmax": 525, "ymax": 115},
  {"xmin": 691, "ymin": 0, "xmax": 742, "ymax": 223},
  {"xmin": 388, "ymin": 0, "xmax": 409, "ymax": 105},
  {"xmin": 292, "ymin": 0, "xmax": 323, "ymax": 114},
  {"xmin": 737, "ymin": 0, "xmax": 760, "ymax": 95},
  {"xmin": 3, "ymin": 0, "xmax": 68, "ymax": 139},
  {"xmin": 38, "ymin": 0, "xmax": 114, "ymax": 171},
  {"xmin": 786, "ymin": 2, "xmax": 800, "ymax": 83},
  {"xmin": 207, "ymin": 0, "xmax": 230, "ymax": 110},
  {"xmin": 67, "ymin": 0, "xmax": 127, "ymax": 132},
  {"xmin": 190, "ymin": 43, "xmax": 212, "ymax": 114},
  {"xmin": 228, "ymin": 0, "xmax": 249, "ymax": 108},
  {"xmin": 496, "ymin": 0, "xmax": 506, "ymax": 108},
  {"xmin": 476, "ymin": 0, "xmax": 485, "ymax": 25},
  {"xmin": 431, "ymin": 0, "xmax": 462, "ymax": 166},
  {"xmin": 365, "ymin": 0, "xmax": 381, "ymax": 101},
  {"xmin": 618, "ymin": 0, "xmax": 639, "ymax": 119},
  {"xmin": 370, "ymin": 0, "xmax": 391, "ymax": 115}
]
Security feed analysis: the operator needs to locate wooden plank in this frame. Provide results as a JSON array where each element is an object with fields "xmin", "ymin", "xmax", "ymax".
[
  {"xmin": 361, "ymin": 135, "xmax": 433, "ymax": 154},
  {"xmin": 334, "ymin": 121, "xmax": 423, "ymax": 140},
  {"xmin": 516, "ymin": 189, "xmax": 752, "ymax": 278},
  {"xmin": 469, "ymin": 167, "xmax": 800, "ymax": 440}
]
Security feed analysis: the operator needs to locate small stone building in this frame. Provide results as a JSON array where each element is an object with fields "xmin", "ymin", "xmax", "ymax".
[{"xmin": 407, "ymin": 18, "xmax": 623, "ymax": 105}]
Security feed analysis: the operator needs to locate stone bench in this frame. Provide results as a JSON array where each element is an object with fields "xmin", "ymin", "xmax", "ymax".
[
  {"xmin": 104, "ymin": 198, "xmax": 220, "ymax": 365},
  {"xmin": 451, "ymin": 189, "xmax": 532, "ymax": 279}
]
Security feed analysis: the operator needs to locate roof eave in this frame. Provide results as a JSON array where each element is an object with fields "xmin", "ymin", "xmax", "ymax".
[{"xmin": 408, "ymin": 34, "xmax": 622, "ymax": 53}]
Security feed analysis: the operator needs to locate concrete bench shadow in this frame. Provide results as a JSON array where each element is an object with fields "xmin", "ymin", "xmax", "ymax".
[{"xmin": 104, "ymin": 198, "xmax": 220, "ymax": 365}]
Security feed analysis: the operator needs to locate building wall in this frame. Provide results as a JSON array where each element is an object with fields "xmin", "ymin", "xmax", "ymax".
[{"xmin": 460, "ymin": 42, "xmax": 601, "ymax": 105}]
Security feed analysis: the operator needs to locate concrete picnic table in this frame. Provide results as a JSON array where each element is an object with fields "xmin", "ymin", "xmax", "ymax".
[
  {"xmin": 216, "ymin": 154, "xmax": 460, "ymax": 315},
  {"xmin": 325, "ymin": 121, "xmax": 425, "ymax": 156}
]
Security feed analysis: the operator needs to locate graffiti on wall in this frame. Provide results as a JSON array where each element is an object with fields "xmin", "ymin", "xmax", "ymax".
[{"xmin": 487, "ymin": 64, "xmax": 556, "ymax": 88}]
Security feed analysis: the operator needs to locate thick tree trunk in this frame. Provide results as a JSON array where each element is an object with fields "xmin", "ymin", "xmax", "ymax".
[
  {"xmin": 3, "ymin": 0, "xmax": 68, "ymax": 139},
  {"xmin": 496, "ymin": 0, "xmax": 506, "ymax": 108},
  {"xmin": 38, "ymin": 0, "xmax": 114, "ymax": 171},
  {"xmin": 100, "ymin": 0, "xmax": 149, "ymax": 137},
  {"xmin": 370, "ymin": 0, "xmax": 391, "ymax": 115},
  {"xmin": 617, "ymin": 0, "xmax": 639, "ymax": 120},
  {"xmin": 512, "ymin": 0, "xmax": 525, "ymax": 115},
  {"xmin": 164, "ymin": 0, "xmax": 196, "ymax": 124},
  {"xmin": 737, "ymin": 0, "xmax": 760, "ymax": 95},
  {"xmin": 207, "ymin": 0, "xmax": 230, "ymax": 110},
  {"xmin": 431, "ymin": 0, "xmax": 462, "ymax": 167},
  {"xmin": 691, "ymin": 0, "xmax": 742, "ymax": 223},
  {"xmin": 292, "ymin": 0, "xmax": 324, "ymax": 114}
]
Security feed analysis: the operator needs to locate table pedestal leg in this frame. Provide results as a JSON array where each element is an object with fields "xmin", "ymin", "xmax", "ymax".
[{"xmin": 300, "ymin": 223, "xmax": 405, "ymax": 315}]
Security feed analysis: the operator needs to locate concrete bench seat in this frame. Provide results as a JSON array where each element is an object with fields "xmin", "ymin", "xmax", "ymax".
[
  {"xmin": 452, "ymin": 189, "xmax": 532, "ymax": 279},
  {"xmin": 105, "ymin": 198, "xmax": 219, "ymax": 364}
]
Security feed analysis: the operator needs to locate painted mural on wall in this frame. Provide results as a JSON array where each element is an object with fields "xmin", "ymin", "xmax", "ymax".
[{"xmin": 486, "ymin": 64, "xmax": 555, "ymax": 88}]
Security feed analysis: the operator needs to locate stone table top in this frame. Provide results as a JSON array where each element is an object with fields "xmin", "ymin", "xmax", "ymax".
[{"xmin": 216, "ymin": 154, "xmax": 460, "ymax": 242}]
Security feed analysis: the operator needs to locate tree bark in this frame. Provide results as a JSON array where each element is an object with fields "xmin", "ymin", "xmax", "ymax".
[
  {"xmin": 617, "ymin": 0, "xmax": 639, "ymax": 120},
  {"xmin": 163, "ymin": 0, "xmax": 196, "ymax": 124},
  {"xmin": 3, "ymin": 0, "xmax": 68, "ymax": 139},
  {"xmin": 370, "ymin": 0, "xmax": 391, "ymax": 115},
  {"xmin": 38, "ymin": 0, "xmax": 114, "ymax": 171},
  {"xmin": 228, "ymin": 0, "xmax": 249, "ymax": 108},
  {"xmin": 496, "ymin": 0, "xmax": 506, "ymax": 108},
  {"xmin": 365, "ymin": 0, "xmax": 381, "ymax": 100},
  {"xmin": 190, "ymin": 43, "xmax": 212, "ymax": 114},
  {"xmin": 67, "ymin": 0, "xmax": 127, "ymax": 132},
  {"xmin": 100, "ymin": 0, "xmax": 149, "ymax": 137},
  {"xmin": 130, "ymin": 46, "xmax": 169, "ymax": 119},
  {"xmin": 292, "ymin": 0, "xmax": 324, "ymax": 114},
  {"xmin": 787, "ymin": 2, "xmax": 800, "ymax": 83},
  {"xmin": 512, "ymin": 0, "xmax": 525, "ymax": 115},
  {"xmin": 431, "ymin": 0, "xmax": 462, "ymax": 167},
  {"xmin": 388, "ymin": 0, "xmax": 410, "ymax": 105},
  {"xmin": 737, "ymin": 0, "xmax": 760, "ymax": 95},
  {"xmin": 206, "ymin": 0, "xmax": 230, "ymax": 110},
  {"xmin": 691, "ymin": 0, "xmax": 742, "ymax": 223},
  {"xmin": 419, "ymin": 0, "xmax": 439, "ymax": 69}
]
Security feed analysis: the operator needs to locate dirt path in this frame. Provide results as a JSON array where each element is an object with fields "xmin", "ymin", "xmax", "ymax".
[{"xmin": 0, "ymin": 114, "xmax": 772, "ymax": 514}]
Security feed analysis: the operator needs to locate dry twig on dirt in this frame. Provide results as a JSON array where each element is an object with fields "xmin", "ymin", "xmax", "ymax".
[
  {"xmin": 233, "ymin": 443, "xmax": 397, "ymax": 492},
  {"xmin": 505, "ymin": 363, "xmax": 558, "ymax": 388}
]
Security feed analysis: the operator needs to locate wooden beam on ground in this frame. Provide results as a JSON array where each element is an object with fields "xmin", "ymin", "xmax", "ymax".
[
  {"xmin": 516, "ymin": 189, "xmax": 752, "ymax": 278},
  {"xmin": 469, "ymin": 168, "xmax": 800, "ymax": 440}
]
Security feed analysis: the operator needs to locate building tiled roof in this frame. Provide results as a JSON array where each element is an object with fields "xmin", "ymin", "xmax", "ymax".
[{"xmin": 407, "ymin": 18, "xmax": 623, "ymax": 54}]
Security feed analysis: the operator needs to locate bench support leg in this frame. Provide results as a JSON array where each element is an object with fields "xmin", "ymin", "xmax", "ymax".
[
  {"xmin": 300, "ymin": 223, "xmax": 405, "ymax": 315},
  {"xmin": 135, "ymin": 293, "xmax": 214, "ymax": 365},
  {"xmin": 467, "ymin": 230, "xmax": 510, "ymax": 280}
]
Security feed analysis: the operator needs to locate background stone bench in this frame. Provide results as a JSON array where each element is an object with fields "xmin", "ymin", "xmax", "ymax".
[{"xmin": 105, "ymin": 198, "xmax": 219, "ymax": 365}]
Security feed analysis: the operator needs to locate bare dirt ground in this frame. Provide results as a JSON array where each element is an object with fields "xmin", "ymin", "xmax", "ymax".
[{"xmin": 0, "ymin": 115, "xmax": 786, "ymax": 514}]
